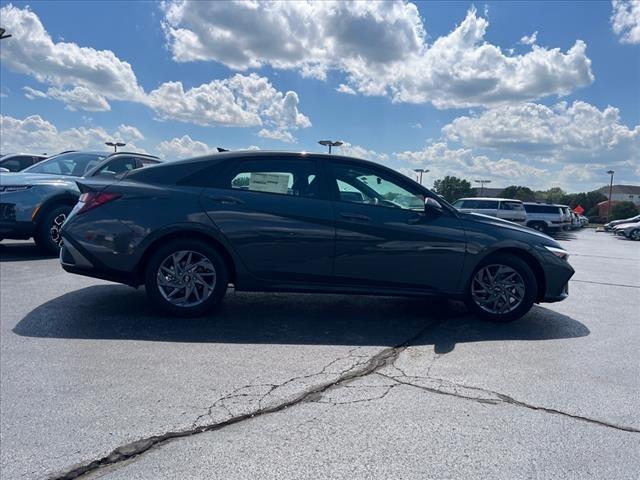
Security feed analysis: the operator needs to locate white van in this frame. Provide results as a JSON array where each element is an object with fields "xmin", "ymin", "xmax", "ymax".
[
  {"xmin": 452, "ymin": 197, "xmax": 527, "ymax": 223},
  {"xmin": 523, "ymin": 203, "xmax": 567, "ymax": 233}
]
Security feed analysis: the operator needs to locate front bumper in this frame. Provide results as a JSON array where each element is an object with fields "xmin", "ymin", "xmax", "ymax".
[
  {"xmin": 0, "ymin": 218, "xmax": 35, "ymax": 239},
  {"xmin": 542, "ymin": 281, "xmax": 569, "ymax": 303}
]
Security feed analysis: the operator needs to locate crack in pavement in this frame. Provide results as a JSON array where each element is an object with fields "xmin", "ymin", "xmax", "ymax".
[
  {"xmin": 375, "ymin": 369, "xmax": 640, "ymax": 434},
  {"xmin": 48, "ymin": 319, "xmax": 444, "ymax": 480},
  {"xmin": 46, "ymin": 308, "xmax": 638, "ymax": 480}
]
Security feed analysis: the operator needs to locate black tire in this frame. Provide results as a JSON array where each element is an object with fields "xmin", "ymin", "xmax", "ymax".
[
  {"xmin": 629, "ymin": 229, "xmax": 640, "ymax": 241},
  {"xmin": 34, "ymin": 204, "xmax": 71, "ymax": 254},
  {"xmin": 144, "ymin": 239, "xmax": 228, "ymax": 317},
  {"xmin": 528, "ymin": 222, "xmax": 547, "ymax": 234},
  {"xmin": 465, "ymin": 253, "xmax": 538, "ymax": 323}
]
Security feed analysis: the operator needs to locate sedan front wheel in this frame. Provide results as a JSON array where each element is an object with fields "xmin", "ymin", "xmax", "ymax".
[{"xmin": 466, "ymin": 253, "xmax": 538, "ymax": 322}]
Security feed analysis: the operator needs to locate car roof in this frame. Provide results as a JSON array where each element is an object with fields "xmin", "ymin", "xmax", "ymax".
[
  {"xmin": 456, "ymin": 197, "xmax": 521, "ymax": 202},
  {"xmin": 107, "ymin": 151, "xmax": 162, "ymax": 160},
  {"xmin": 0, "ymin": 152, "xmax": 48, "ymax": 158},
  {"xmin": 161, "ymin": 150, "xmax": 406, "ymax": 176},
  {"xmin": 523, "ymin": 202, "xmax": 562, "ymax": 206}
]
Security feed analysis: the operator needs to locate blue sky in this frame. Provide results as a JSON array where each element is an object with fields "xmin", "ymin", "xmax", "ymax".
[{"xmin": 1, "ymin": 0, "xmax": 638, "ymax": 191}]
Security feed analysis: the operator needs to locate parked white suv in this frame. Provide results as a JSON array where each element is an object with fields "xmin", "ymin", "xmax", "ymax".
[
  {"xmin": 523, "ymin": 203, "xmax": 567, "ymax": 233},
  {"xmin": 452, "ymin": 197, "xmax": 527, "ymax": 224}
]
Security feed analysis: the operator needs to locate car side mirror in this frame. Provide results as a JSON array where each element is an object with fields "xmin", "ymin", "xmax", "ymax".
[
  {"xmin": 0, "ymin": 167, "xmax": 10, "ymax": 173},
  {"xmin": 424, "ymin": 197, "xmax": 443, "ymax": 214}
]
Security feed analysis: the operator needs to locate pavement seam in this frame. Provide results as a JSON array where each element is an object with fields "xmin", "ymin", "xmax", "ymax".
[
  {"xmin": 47, "ymin": 319, "xmax": 444, "ymax": 480},
  {"xmin": 570, "ymin": 279, "xmax": 640, "ymax": 289}
]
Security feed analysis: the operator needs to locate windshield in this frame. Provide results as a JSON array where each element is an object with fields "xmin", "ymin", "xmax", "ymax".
[{"xmin": 23, "ymin": 152, "xmax": 107, "ymax": 177}]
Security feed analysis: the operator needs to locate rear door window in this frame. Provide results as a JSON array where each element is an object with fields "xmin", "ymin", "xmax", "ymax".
[
  {"xmin": 500, "ymin": 201, "xmax": 524, "ymax": 211},
  {"xmin": 472, "ymin": 200, "xmax": 499, "ymax": 209},
  {"xmin": 228, "ymin": 159, "xmax": 320, "ymax": 198}
]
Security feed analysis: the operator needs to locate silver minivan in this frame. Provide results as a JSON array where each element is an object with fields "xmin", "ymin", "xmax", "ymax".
[{"xmin": 452, "ymin": 197, "xmax": 527, "ymax": 223}]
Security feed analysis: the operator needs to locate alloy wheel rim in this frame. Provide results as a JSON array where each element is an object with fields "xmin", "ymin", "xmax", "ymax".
[
  {"xmin": 49, "ymin": 213, "xmax": 67, "ymax": 246},
  {"xmin": 631, "ymin": 230, "xmax": 640, "ymax": 240},
  {"xmin": 471, "ymin": 264, "xmax": 526, "ymax": 315},
  {"xmin": 156, "ymin": 250, "xmax": 216, "ymax": 307}
]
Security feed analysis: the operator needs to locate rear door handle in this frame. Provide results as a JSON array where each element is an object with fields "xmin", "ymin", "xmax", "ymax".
[
  {"xmin": 209, "ymin": 195, "xmax": 244, "ymax": 206},
  {"xmin": 339, "ymin": 212, "xmax": 371, "ymax": 222}
]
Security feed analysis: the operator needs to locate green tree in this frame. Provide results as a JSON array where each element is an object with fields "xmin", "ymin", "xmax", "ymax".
[
  {"xmin": 537, "ymin": 187, "xmax": 566, "ymax": 204},
  {"xmin": 611, "ymin": 201, "xmax": 639, "ymax": 220},
  {"xmin": 432, "ymin": 176, "xmax": 474, "ymax": 203},
  {"xmin": 500, "ymin": 186, "xmax": 536, "ymax": 201}
]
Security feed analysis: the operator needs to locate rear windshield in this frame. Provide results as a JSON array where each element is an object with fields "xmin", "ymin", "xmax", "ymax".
[
  {"xmin": 499, "ymin": 201, "xmax": 524, "ymax": 211},
  {"xmin": 524, "ymin": 204, "xmax": 561, "ymax": 214}
]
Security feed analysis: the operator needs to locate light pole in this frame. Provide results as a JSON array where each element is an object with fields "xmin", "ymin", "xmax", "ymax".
[
  {"xmin": 318, "ymin": 140, "xmax": 343, "ymax": 154},
  {"xmin": 105, "ymin": 141, "xmax": 126, "ymax": 152},
  {"xmin": 607, "ymin": 170, "xmax": 615, "ymax": 221},
  {"xmin": 475, "ymin": 179, "xmax": 491, "ymax": 196},
  {"xmin": 413, "ymin": 168, "xmax": 429, "ymax": 185},
  {"xmin": 0, "ymin": 28, "xmax": 12, "ymax": 40}
]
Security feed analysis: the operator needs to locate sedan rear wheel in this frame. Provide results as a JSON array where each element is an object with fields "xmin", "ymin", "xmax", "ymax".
[
  {"xmin": 466, "ymin": 253, "xmax": 537, "ymax": 322},
  {"xmin": 145, "ymin": 239, "xmax": 228, "ymax": 317}
]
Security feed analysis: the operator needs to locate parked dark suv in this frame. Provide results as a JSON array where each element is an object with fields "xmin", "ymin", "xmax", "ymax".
[{"xmin": 60, "ymin": 151, "xmax": 573, "ymax": 322}]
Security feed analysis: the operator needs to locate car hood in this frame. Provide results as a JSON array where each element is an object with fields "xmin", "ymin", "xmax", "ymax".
[
  {"xmin": 460, "ymin": 212, "xmax": 559, "ymax": 245},
  {"xmin": 0, "ymin": 172, "xmax": 80, "ymax": 187}
]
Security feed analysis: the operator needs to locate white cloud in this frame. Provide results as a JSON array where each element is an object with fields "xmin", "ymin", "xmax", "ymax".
[
  {"xmin": 0, "ymin": 4, "xmax": 144, "ymax": 109},
  {"xmin": 611, "ymin": 0, "xmax": 640, "ymax": 44},
  {"xmin": 156, "ymin": 135, "xmax": 214, "ymax": 160},
  {"xmin": 336, "ymin": 84, "xmax": 357, "ymax": 95},
  {"xmin": 442, "ymin": 101, "xmax": 640, "ymax": 164},
  {"xmin": 23, "ymin": 86, "xmax": 110, "ymax": 111},
  {"xmin": 519, "ymin": 31, "xmax": 538, "ymax": 45},
  {"xmin": 162, "ymin": 2, "xmax": 593, "ymax": 108},
  {"xmin": 394, "ymin": 141, "xmax": 548, "ymax": 188},
  {"xmin": 145, "ymin": 74, "xmax": 310, "ymax": 136},
  {"xmin": 337, "ymin": 141, "xmax": 389, "ymax": 162},
  {"xmin": 117, "ymin": 124, "xmax": 144, "ymax": 141},
  {"xmin": 2, "ymin": 5, "xmax": 312, "ymax": 133},
  {"xmin": 257, "ymin": 129, "xmax": 295, "ymax": 143},
  {"xmin": 0, "ymin": 114, "xmax": 146, "ymax": 155}
]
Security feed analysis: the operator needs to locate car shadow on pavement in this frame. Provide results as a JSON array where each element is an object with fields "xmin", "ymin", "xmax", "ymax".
[
  {"xmin": 0, "ymin": 242, "xmax": 55, "ymax": 262},
  {"xmin": 13, "ymin": 285, "xmax": 590, "ymax": 349}
]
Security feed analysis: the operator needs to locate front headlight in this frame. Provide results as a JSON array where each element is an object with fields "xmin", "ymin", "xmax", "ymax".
[
  {"xmin": 544, "ymin": 245, "xmax": 570, "ymax": 260},
  {"xmin": 0, "ymin": 185, "xmax": 32, "ymax": 193}
]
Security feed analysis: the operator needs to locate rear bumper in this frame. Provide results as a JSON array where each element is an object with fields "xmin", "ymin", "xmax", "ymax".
[{"xmin": 60, "ymin": 237, "xmax": 139, "ymax": 286}]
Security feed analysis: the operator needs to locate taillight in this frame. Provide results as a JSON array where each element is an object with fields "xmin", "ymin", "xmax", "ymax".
[{"xmin": 77, "ymin": 192, "xmax": 121, "ymax": 214}]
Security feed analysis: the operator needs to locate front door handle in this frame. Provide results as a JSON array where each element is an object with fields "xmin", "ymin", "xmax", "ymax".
[
  {"xmin": 407, "ymin": 214, "xmax": 425, "ymax": 224},
  {"xmin": 339, "ymin": 212, "xmax": 371, "ymax": 222},
  {"xmin": 209, "ymin": 195, "xmax": 244, "ymax": 206}
]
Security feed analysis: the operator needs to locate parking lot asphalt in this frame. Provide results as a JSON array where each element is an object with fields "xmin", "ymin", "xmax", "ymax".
[{"xmin": 1, "ymin": 229, "xmax": 638, "ymax": 479}]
